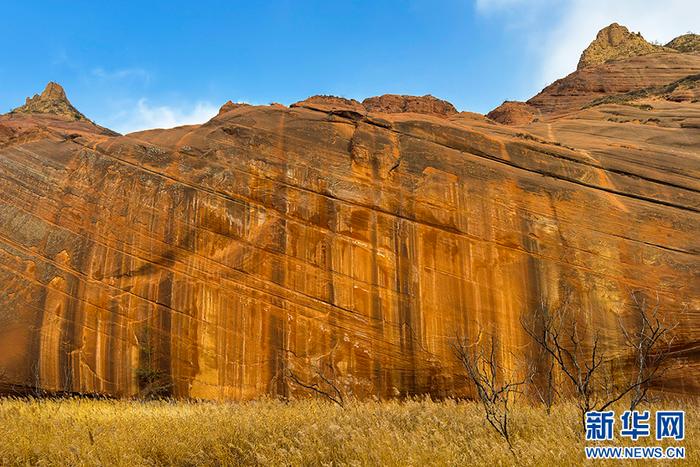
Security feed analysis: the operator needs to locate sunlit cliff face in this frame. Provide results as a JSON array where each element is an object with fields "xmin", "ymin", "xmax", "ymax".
[{"xmin": 0, "ymin": 25, "xmax": 698, "ymax": 400}]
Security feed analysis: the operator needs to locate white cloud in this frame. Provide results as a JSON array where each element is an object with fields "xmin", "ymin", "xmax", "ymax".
[
  {"xmin": 109, "ymin": 99, "xmax": 219, "ymax": 134},
  {"xmin": 475, "ymin": 0, "xmax": 699, "ymax": 89}
]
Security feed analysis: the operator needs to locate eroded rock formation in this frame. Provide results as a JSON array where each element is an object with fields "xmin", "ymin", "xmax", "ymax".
[
  {"xmin": 11, "ymin": 82, "xmax": 89, "ymax": 122},
  {"xmin": 577, "ymin": 23, "xmax": 670, "ymax": 70},
  {"xmin": 362, "ymin": 94, "xmax": 458, "ymax": 117},
  {"xmin": 0, "ymin": 24, "xmax": 698, "ymax": 400},
  {"xmin": 486, "ymin": 101, "xmax": 539, "ymax": 125}
]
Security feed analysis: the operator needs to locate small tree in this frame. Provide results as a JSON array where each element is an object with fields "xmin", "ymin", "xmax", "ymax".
[
  {"xmin": 522, "ymin": 290, "xmax": 677, "ymax": 426},
  {"xmin": 619, "ymin": 291, "xmax": 676, "ymax": 411},
  {"xmin": 453, "ymin": 330, "xmax": 526, "ymax": 450},
  {"xmin": 522, "ymin": 294, "xmax": 618, "ymax": 425}
]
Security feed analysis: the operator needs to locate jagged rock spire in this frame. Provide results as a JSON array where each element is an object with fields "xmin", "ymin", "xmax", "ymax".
[{"xmin": 11, "ymin": 82, "xmax": 88, "ymax": 121}]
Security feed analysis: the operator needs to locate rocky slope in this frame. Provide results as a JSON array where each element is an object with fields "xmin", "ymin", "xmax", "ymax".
[
  {"xmin": 527, "ymin": 52, "xmax": 700, "ymax": 114},
  {"xmin": 666, "ymin": 33, "xmax": 700, "ymax": 53},
  {"xmin": 0, "ymin": 24, "xmax": 698, "ymax": 400},
  {"xmin": 577, "ymin": 23, "xmax": 670, "ymax": 70},
  {"xmin": 489, "ymin": 24, "xmax": 700, "ymax": 118}
]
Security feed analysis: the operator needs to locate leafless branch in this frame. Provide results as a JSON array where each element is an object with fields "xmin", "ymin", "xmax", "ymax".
[
  {"xmin": 522, "ymin": 292, "xmax": 610, "ymax": 424},
  {"xmin": 521, "ymin": 289, "xmax": 678, "ymax": 428},
  {"xmin": 619, "ymin": 291, "xmax": 677, "ymax": 410},
  {"xmin": 287, "ymin": 363, "xmax": 345, "ymax": 408},
  {"xmin": 453, "ymin": 329, "xmax": 527, "ymax": 450}
]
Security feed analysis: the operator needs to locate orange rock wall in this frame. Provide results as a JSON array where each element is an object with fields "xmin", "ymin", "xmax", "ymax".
[{"xmin": 0, "ymin": 101, "xmax": 697, "ymax": 399}]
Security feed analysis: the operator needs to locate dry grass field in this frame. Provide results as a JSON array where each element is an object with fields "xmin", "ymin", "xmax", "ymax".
[{"xmin": 0, "ymin": 397, "xmax": 696, "ymax": 466}]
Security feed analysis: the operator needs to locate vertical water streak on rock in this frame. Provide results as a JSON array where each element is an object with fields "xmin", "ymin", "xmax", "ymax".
[
  {"xmin": 369, "ymin": 209, "xmax": 384, "ymax": 396},
  {"xmin": 395, "ymin": 135, "xmax": 424, "ymax": 395},
  {"xmin": 394, "ymin": 219, "xmax": 414, "ymax": 394},
  {"xmin": 392, "ymin": 215, "xmax": 423, "ymax": 393},
  {"xmin": 267, "ymin": 114, "xmax": 288, "ymax": 398},
  {"xmin": 230, "ymin": 198, "xmax": 253, "ymax": 398},
  {"xmin": 59, "ymin": 235, "xmax": 91, "ymax": 393},
  {"xmin": 321, "ymin": 194, "xmax": 337, "ymax": 307},
  {"xmin": 106, "ymin": 298, "xmax": 119, "ymax": 395},
  {"xmin": 320, "ymin": 187, "xmax": 339, "ymax": 382},
  {"xmin": 182, "ymin": 186, "xmax": 200, "ymax": 397},
  {"xmin": 521, "ymin": 214, "xmax": 546, "ymax": 387},
  {"xmin": 358, "ymin": 123, "xmax": 386, "ymax": 396},
  {"xmin": 154, "ymin": 184, "xmax": 181, "ymax": 396},
  {"xmin": 30, "ymin": 286, "xmax": 48, "ymax": 393},
  {"xmin": 156, "ymin": 273, "xmax": 173, "ymax": 394}
]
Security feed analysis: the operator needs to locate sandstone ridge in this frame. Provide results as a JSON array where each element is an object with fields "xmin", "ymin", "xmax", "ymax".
[
  {"xmin": 290, "ymin": 94, "xmax": 459, "ymax": 118},
  {"xmin": 514, "ymin": 23, "xmax": 700, "ymax": 116},
  {"xmin": 362, "ymin": 94, "xmax": 457, "ymax": 116},
  {"xmin": 290, "ymin": 95, "xmax": 367, "ymax": 116}
]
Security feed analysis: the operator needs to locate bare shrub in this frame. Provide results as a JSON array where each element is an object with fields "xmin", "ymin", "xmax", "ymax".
[
  {"xmin": 453, "ymin": 330, "xmax": 527, "ymax": 449},
  {"xmin": 522, "ymin": 294, "xmax": 626, "ymax": 426},
  {"xmin": 522, "ymin": 290, "xmax": 677, "ymax": 426},
  {"xmin": 619, "ymin": 291, "xmax": 677, "ymax": 410},
  {"xmin": 523, "ymin": 297, "xmax": 559, "ymax": 415}
]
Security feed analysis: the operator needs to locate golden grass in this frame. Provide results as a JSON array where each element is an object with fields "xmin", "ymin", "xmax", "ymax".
[{"xmin": 0, "ymin": 397, "xmax": 696, "ymax": 466}]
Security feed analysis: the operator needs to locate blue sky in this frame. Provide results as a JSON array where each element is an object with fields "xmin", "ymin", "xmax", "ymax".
[{"xmin": 0, "ymin": 1, "xmax": 696, "ymax": 133}]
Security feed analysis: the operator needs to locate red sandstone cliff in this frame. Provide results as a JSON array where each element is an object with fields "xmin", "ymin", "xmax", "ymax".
[{"xmin": 0, "ymin": 24, "xmax": 698, "ymax": 400}]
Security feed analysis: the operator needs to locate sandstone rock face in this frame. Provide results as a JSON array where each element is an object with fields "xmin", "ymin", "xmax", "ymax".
[
  {"xmin": 486, "ymin": 101, "xmax": 539, "ymax": 125},
  {"xmin": 585, "ymin": 74, "xmax": 700, "ymax": 106},
  {"xmin": 528, "ymin": 53, "xmax": 700, "ymax": 114},
  {"xmin": 362, "ymin": 94, "xmax": 457, "ymax": 116},
  {"xmin": 0, "ymin": 27, "xmax": 699, "ymax": 400},
  {"xmin": 577, "ymin": 23, "xmax": 669, "ymax": 70}
]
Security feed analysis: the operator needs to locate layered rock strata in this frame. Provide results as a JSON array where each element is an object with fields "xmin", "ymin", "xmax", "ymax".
[{"xmin": 0, "ymin": 25, "xmax": 698, "ymax": 400}]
